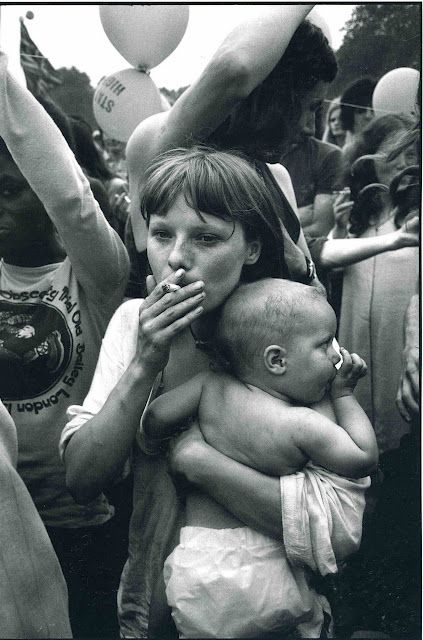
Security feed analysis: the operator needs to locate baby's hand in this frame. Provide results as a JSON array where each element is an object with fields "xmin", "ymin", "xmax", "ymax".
[{"xmin": 331, "ymin": 347, "xmax": 367, "ymax": 398}]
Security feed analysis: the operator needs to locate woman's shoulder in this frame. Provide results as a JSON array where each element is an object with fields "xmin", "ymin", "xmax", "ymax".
[
  {"xmin": 269, "ymin": 163, "xmax": 297, "ymax": 211},
  {"xmin": 269, "ymin": 162, "xmax": 291, "ymax": 184}
]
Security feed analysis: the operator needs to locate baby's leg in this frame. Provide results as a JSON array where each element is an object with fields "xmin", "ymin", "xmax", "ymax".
[{"xmin": 148, "ymin": 569, "xmax": 178, "ymax": 640}]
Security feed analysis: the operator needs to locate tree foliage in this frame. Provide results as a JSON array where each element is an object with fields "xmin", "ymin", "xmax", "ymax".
[
  {"xmin": 331, "ymin": 3, "xmax": 421, "ymax": 97},
  {"xmin": 159, "ymin": 85, "xmax": 188, "ymax": 107},
  {"xmin": 49, "ymin": 66, "xmax": 96, "ymax": 129}
]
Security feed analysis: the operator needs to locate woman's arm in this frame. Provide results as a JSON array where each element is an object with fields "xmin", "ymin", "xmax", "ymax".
[
  {"xmin": 318, "ymin": 214, "xmax": 419, "ymax": 269},
  {"xmin": 170, "ymin": 424, "xmax": 283, "ymax": 539},
  {"xmin": 63, "ymin": 272, "xmax": 205, "ymax": 503},
  {"xmin": 169, "ymin": 420, "xmax": 369, "ymax": 570}
]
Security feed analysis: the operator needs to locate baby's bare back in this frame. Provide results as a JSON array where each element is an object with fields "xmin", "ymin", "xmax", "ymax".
[{"xmin": 198, "ymin": 372, "xmax": 307, "ymax": 476}]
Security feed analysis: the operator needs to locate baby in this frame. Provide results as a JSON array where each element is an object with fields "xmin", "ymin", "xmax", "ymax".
[{"xmin": 144, "ymin": 278, "xmax": 378, "ymax": 638}]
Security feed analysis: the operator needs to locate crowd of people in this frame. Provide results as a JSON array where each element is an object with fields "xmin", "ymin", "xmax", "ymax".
[{"xmin": 0, "ymin": 5, "xmax": 420, "ymax": 639}]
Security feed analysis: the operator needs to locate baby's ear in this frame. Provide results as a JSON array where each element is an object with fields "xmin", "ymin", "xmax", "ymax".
[{"xmin": 263, "ymin": 345, "xmax": 287, "ymax": 375}]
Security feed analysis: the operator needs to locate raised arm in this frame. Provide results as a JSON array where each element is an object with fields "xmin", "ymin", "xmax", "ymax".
[
  {"xmin": 0, "ymin": 52, "xmax": 129, "ymax": 300},
  {"xmin": 127, "ymin": 5, "xmax": 313, "ymax": 251}
]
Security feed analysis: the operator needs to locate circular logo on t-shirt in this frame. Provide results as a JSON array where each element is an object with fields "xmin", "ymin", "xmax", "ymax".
[{"xmin": 0, "ymin": 301, "xmax": 72, "ymax": 400}]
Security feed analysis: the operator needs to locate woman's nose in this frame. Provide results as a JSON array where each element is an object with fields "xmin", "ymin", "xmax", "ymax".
[{"xmin": 167, "ymin": 239, "xmax": 192, "ymax": 271}]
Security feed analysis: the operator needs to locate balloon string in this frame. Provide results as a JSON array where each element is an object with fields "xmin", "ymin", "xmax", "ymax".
[{"xmin": 323, "ymin": 98, "xmax": 417, "ymax": 115}]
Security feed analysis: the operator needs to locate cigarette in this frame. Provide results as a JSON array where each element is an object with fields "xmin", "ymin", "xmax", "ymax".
[
  {"xmin": 162, "ymin": 283, "xmax": 180, "ymax": 293},
  {"xmin": 332, "ymin": 188, "xmax": 351, "ymax": 197}
]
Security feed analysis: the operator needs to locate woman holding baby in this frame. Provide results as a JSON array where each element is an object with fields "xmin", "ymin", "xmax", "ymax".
[{"xmin": 62, "ymin": 6, "xmax": 370, "ymax": 637}]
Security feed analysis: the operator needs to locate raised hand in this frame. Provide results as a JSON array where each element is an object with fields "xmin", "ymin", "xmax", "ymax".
[
  {"xmin": 135, "ymin": 269, "xmax": 205, "ymax": 373},
  {"xmin": 394, "ymin": 213, "xmax": 420, "ymax": 249}
]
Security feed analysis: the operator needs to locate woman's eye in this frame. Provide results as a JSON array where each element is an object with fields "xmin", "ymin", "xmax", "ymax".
[
  {"xmin": 197, "ymin": 234, "xmax": 219, "ymax": 244},
  {"xmin": 152, "ymin": 230, "xmax": 171, "ymax": 240}
]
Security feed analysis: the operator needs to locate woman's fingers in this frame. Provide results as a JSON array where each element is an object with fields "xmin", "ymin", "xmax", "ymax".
[
  {"xmin": 142, "ymin": 280, "xmax": 205, "ymax": 324},
  {"xmin": 144, "ymin": 269, "xmax": 185, "ymax": 304},
  {"xmin": 142, "ymin": 291, "xmax": 205, "ymax": 336},
  {"xmin": 146, "ymin": 274, "xmax": 157, "ymax": 295}
]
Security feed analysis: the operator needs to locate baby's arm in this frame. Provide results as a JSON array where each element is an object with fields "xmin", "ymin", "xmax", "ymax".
[
  {"xmin": 143, "ymin": 372, "xmax": 206, "ymax": 445},
  {"xmin": 297, "ymin": 348, "xmax": 378, "ymax": 478}
]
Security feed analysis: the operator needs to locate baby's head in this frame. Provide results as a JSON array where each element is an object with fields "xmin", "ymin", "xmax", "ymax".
[{"xmin": 215, "ymin": 279, "xmax": 340, "ymax": 404}]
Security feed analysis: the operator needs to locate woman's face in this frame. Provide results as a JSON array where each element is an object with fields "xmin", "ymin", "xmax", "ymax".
[
  {"xmin": 374, "ymin": 130, "xmax": 418, "ymax": 186},
  {"xmin": 147, "ymin": 194, "xmax": 261, "ymax": 313},
  {"xmin": 329, "ymin": 107, "xmax": 343, "ymax": 137}
]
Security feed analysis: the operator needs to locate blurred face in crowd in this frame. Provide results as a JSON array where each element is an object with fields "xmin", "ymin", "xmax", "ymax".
[
  {"xmin": 103, "ymin": 136, "xmax": 126, "ymax": 160},
  {"xmin": 0, "ymin": 153, "xmax": 54, "ymax": 265},
  {"xmin": 329, "ymin": 107, "xmax": 343, "ymax": 137},
  {"xmin": 297, "ymin": 82, "xmax": 329, "ymax": 138},
  {"xmin": 374, "ymin": 129, "xmax": 418, "ymax": 186}
]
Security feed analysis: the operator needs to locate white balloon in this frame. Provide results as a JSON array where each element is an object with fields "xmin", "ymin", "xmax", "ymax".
[
  {"xmin": 99, "ymin": 5, "xmax": 189, "ymax": 70},
  {"xmin": 93, "ymin": 69, "xmax": 163, "ymax": 143},
  {"xmin": 373, "ymin": 68, "xmax": 420, "ymax": 117},
  {"xmin": 307, "ymin": 9, "xmax": 332, "ymax": 46}
]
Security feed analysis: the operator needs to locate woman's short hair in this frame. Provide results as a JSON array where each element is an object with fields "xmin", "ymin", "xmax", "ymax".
[
  {"xmin": 140, "ymin": 146, "xmax": 289, "ymax": 281},
  {"xmin": 209, "ymin": 20, "xmax": 338, "ymax": 156},
  {"xmin": 340, "ymin": 77, "xmax": 377, "ymax": 133},
  {"xmin": 346, "ymin": 114, "xmax": 415, "ymax": 235}
]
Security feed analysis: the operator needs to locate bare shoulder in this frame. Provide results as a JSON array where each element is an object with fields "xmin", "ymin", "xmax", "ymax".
[
  {"xmin": 269, "ymin": 162, "xmax": 291, "ymax": 185},
  {"xmin": 268, "ymin": 163, "xmax": 297, "ymax": 210}
]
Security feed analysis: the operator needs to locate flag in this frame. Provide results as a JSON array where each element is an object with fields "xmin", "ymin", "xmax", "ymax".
[{"xmin": 19, "ymin": 18, "xmax": 62, "ymax": 97}]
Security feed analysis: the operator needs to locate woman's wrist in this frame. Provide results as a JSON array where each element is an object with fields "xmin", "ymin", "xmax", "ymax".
[
  {"xmin": 127, "ymin": 357, "xmax": 160, "ymax": 386},
  {"xmin": 389, "ymin": 229, "xmax": 406, "ymax": 251}
]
